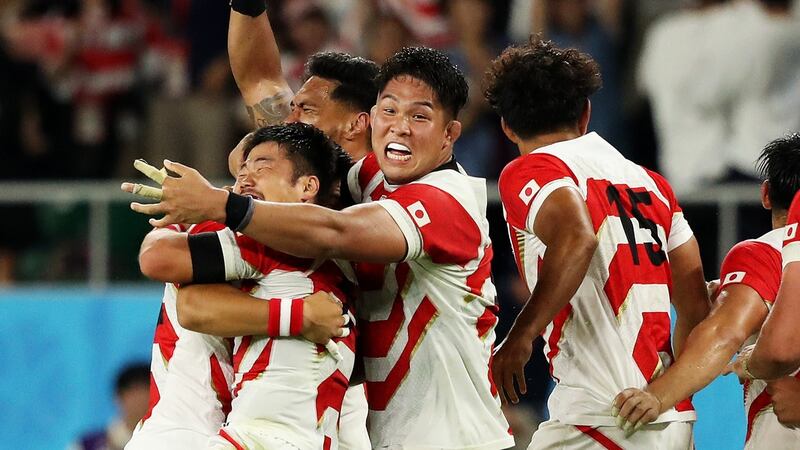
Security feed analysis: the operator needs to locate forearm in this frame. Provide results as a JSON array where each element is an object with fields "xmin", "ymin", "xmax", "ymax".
[
  {"xmin": 228, "ymin": 7, "xmax": 282, "ymax": 101},
  {"xmin": 509, "ymin": 233, "xmax": 596, "ymax": 340},
  {"xmin": 176, "ymin": 284, "xmax": 269, "ymax": 337},
  {"xmin": 748, "ymin": 267, "xmax": 800, "ymax": 378},
  {"xmin": 648, "ymin": 321, "xmax": 744, "ymax": 412},
  {"xmin": 138, "ymin": 229, "xmax": 193, "ymax": 284}
]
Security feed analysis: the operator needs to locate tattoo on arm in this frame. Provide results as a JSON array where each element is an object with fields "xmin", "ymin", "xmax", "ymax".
[{"xmin": 246, "ymin": 90, "xmax": 292, "ymax": 128}]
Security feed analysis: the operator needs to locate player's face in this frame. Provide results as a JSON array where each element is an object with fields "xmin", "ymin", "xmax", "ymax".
[
  {"xmin": 237, "ymin": 142, "xmax": 310, "ymax": 204},
  {"xmin": 371, "ymin": 75, "xmax": 458, "ymax": 184},
  {"xmin": 287, "ymin": 76, "xmax": 351, "ymax": 144}
]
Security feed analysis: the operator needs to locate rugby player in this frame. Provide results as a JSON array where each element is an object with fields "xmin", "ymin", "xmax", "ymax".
[
  {"xmin": 614, "ymin": 134, "xmax": 800, "ymax": 447},
  {"xmin": 484, "ymin": 39, "xmax": 710, "ymax": 448},
  {"xmin": 131, "ymin": 123, "xmax": 354, "ymax": 449},
  {"xmin": 125, "ymin": 46, "xmax": 514, "ymax": 449}
]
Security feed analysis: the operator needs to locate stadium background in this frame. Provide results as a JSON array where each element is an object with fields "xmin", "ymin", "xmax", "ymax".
[{"xmin": 1, "ymin": 0, "xmax": 798, "ymax": 448}]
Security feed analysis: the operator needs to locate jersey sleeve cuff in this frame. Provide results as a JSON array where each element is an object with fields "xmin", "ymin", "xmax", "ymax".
[
  {"xmin": 667, "ymin": 212, "xmax": 694, "ymax": 252},
  {"xmin": 375, "ymin": 199, "xmax": 422, "ymax": 262},
  {"xmin": 782, "ymin": 241, "xmax": 800, "ymax": 268},
  {"xmin": 525, "ymin": 179, "xmax": 581, "ymax": 232},
  {"xmin": 216, "ymin": 228, "xmax": 244, "ymax": 281}
]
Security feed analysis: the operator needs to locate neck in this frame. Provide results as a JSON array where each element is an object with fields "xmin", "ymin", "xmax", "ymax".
[
  {"xmin": 773, "ymin": 210, "xmax": 788, "ymax": 229},
  {"xmin": 517, "ymin": 130, "xmax": 584, "ymax": 156},
  {"xmin": 340, "ymin": 138, "xmax": 370, "ymax": 162}
]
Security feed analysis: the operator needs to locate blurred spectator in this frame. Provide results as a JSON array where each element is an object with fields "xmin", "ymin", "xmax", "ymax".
[
  {"xmin": 378, "ymin": 0, "xmax": 455, "ymax": 48},
  {"xmin": 640, "ymin": 0, "xmax": 800, "ymax": 194},
  {"xmin": 365, "ymin": 13, "xmax": 416, "ymax": 64},
  {"xmin": 68, "ymin": 361, "xmax": 150, "ymax": 450},
  {"xmin": 281, "ymin": 0, "xmax": 345, "ymax": 90},
  {"xmin": 540, "ymin": 0, "xmax": 628, "ymax": 155},
  {"xmin": 638, "ymin": 0, "xmax": 730, "ymax": 194}
]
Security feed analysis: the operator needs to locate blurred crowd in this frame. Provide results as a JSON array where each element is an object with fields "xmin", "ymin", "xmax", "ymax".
[{"xmin": 1, "ymin": 1, "xmax": 799, "ymax": 276}]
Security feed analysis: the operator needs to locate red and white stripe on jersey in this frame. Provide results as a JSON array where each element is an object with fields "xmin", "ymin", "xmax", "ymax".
[
  {"xmin": 717, "ymin": 228, "xmax": 800, "ymax": 447},
  {"xmin": 348, "ymin": 153, "xmax": 512, "ymax": 450},
  {"xmin": 782, "ymin": 190, "xmax": 800, "ymax": 267},
  {"xmin": 498, "ymin": 132, "xmax": 695, "ymax": 427},
  {"xmin": 211, "ymin": 228, "xmax": 356, "ymax": 450},
  {"xmin": 129, "ymin": 220, "xmax": 236, "ymax": 450}
]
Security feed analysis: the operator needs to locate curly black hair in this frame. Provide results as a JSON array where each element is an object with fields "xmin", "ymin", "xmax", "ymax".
[
  {"xmin": 304, "ymin": 52, "xmax": 379, "ymax": 113},
  {"xmin": 484, "ymin": 38, "xmax": 602, "ymax": 139},
  {"xmin": 375, "ymin": 46, "xmax": 469, "ymax": 119},
  {"xmin": 756, "ymin": 133, "xmax": 800, "ymax": 211},
  {"xmin": 243, "ymin": 123, "xmax": 352, "ymax": 208}
]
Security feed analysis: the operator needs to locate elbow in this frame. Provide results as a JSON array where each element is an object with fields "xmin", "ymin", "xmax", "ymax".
[
  {"xmin": 176, "ymin": 288, "xmax": 207, "ymax": 332},
  {"xmin": 759, "ymin": 348, "xmax": 800, "ymax": 378},
  {"xmin": 139, "ymin": 244, "xmax": 170, "ymax": 282},
  {"xmin": 573, "ymin": 231, "xmax": 599, "ymax": 262}
]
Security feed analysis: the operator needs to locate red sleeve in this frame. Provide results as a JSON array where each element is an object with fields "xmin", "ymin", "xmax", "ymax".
[
  {"xmin": 643, "ymin": 168, "xmax": 683, "ymax": 214},
  {"xmin": 231, "ymin": 233, "xmax": 281, "ymax": 275},
  {"xmin": 719, "ymin": 241, "xmax": 781, "ymax": 304},
  {"xmin": 187, "ymin": 220, "xmax": 226, "ymax": 234},
  {"xmin": 784, "ymin": 190, "xmax": 800, "ymax": 248},
  {"xmin": 386, "ymin": 183, "xmax": 483, "ymax": 266},
  {"xmin": 498, "ymin": 153, "xmax": 577, "ymax": 231}
]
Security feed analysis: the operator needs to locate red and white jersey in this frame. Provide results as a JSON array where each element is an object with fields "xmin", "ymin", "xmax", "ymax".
[
  {"xmin": 209, "ymin": 227, "xmax": 357, "ymax": 450},
  {"xmin": 498, "ymin": 132, "xmax": 696, "ymax": 426},
  {"xmin": 782, "ymin": 190, "xmax": 800, "ymax": 267},
  {"xmin": 717, "ymin": 228, "xmax": 800, "ymax": 449},
  {"xmin": 127, "ymin": 221, "xmax": 234, "ymax": 450},
  {"xmin": 347, "ymin": 153, "xmax": 513, "ymax": 449}
]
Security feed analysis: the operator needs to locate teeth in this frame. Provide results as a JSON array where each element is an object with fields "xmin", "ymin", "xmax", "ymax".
[
  {"xmin": 387, "ymin": 152, "xmax": 411, "ymax": 161},
  {"xmin": 387, "ymin": 143, "xmax": 410, "ymax": 152}
]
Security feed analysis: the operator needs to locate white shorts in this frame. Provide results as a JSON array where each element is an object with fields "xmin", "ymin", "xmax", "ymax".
[
  {"xmin": 125, "ymin": 428, "xmax": 210, "ymax": 450},
  {"xmin": 528, "ymin": 419, "xmax": 693, "ymax": 450},
  {"xmin": 746, "ymin": 410, "xmax": 800, "ymax": 450},
  {"xmin": 339, "ymin": 384, "xmax": 370, "ymax": 450}
]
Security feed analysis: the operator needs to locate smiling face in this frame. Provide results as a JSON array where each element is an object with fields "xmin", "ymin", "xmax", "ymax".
[
  {"xmin": 371, "ymin": 75, "xmax": 460, "ymax": 184},
  {"xmin": 236, "ymin": 141, "xmax": 317, "ymax": 204}
]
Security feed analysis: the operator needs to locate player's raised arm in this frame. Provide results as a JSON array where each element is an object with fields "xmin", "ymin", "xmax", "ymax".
[{"xmin": 229, "ymin": 0, "xmax": 292, "ymax": 127}]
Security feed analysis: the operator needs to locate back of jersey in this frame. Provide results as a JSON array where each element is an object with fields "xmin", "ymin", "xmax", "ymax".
[{"xmin": 499, "ymin": 132, "xmax": 696, "ymax": 427}]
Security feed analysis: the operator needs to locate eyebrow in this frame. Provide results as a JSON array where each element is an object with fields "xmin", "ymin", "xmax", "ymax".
[{"xmin": 379, "ymin": 93, "xmax": 434, "ymax": 109}]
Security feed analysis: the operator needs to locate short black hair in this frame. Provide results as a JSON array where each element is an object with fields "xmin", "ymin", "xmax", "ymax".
[
  {"xmin": 243, "ymin": 123, "xmax": 352, "ymax": 208},
  {"xmin": 756, "ymin": 133, "xmax": 800, "ymax": 210},
  {"xmin": 484, "ymin": 38, "xmax": 602, "ymax": 139},
  {"xmin": 375, "ymin": 46, "xmax": 469, "ymax": 118},
  {"xmin": 115, "ymin": 362, "xmax": 150, "ymax": 395},
  {"xmin": 304, "ymin": 52, "xmax": 379, "ymax": 113}
]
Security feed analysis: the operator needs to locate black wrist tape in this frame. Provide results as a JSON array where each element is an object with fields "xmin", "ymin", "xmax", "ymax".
[
  {"xmin": 230, "ymin": 0, "xmax": 266, "ymax": 17},
  {"xmin": 225, "ymin": 192, "xmax": 255, "ymax": 232},
  {"xmin": 188, "ymin": 232, "xmax": 226, "ymax": 283}
]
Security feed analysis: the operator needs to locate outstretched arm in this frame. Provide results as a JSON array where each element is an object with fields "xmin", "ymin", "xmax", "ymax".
[
  {"xmin": 229, "ymin": 1, "xmax": 292, "ymax": 127},
  {"xmin": 493, "ymin": 187, "xmax": 598, "ymax": 404}
]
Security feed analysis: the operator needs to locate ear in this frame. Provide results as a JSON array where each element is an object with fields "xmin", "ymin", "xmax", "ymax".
[
  {"xmin": 500, "ymin": 117, "xmax": 520, "ymax": 145},
  {"xmin": 444, "ymin": 120, "xmax": 463, "ymax": 150},
  {"xmin": 578, "ymin": 99, "xmax": 591, "ymax": 135},
  {"xmin": 761, "ymin": 180, "xmax": 772, "ymax": 210},
  {"xmin": 344, "ymin": 112, "xmax": 370, "ymax": 141},
  {"xmin": 298, "ymin": 175, "xmax": 321, "ymax": 203}
]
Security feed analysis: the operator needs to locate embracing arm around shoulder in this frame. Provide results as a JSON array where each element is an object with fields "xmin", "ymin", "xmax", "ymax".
[
  {"xmin": 138, "ymin": 228, "xmax": 193, "ymax": 284},
  {"xmin": 749, "ymin": 263, "xmax": 800, "ymax": 378}
]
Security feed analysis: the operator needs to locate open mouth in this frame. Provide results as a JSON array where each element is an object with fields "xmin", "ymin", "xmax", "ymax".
[
  {"xmin": 241, "ymin": 190, "xmax": 264, "ymax": 201},
  {"xmin": 385, "ymin": 142, "xmax": 412, "ymax": 162}
]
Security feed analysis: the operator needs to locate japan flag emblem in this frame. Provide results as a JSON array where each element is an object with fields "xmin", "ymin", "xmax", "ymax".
[
  {"xmin": 723, "ymin": 271, "xmax": 746, "ymax": 285},
  {"xmin": 785, "ymin": 223, "xmax": 798, "ymax": 241},
  {"xmin": 518, "ymin": 179, "xmax": 540, "ymax": 206},
  {"xmin": 407, "ymin": 201, "xmax": 431, "ymax": 227}
]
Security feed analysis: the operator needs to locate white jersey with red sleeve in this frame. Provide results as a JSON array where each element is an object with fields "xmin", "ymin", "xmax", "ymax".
[
  {"xmin": 127, "ymin": 221, "xmax": 235, "ymax": 450},
  {"xmin": 346, "ymin": 153, "xmax": 513, "ymax": 449},
  {"xmin": 498, "ymin": 132, "xmax": 696, "ymax": 427},
  {"xmin": 717, "ymin": 228, "xmax": 800, "ymax": 449},
  {"xmin": 200, "ymin": 227, "xmax": 357, "ymax": 450}
]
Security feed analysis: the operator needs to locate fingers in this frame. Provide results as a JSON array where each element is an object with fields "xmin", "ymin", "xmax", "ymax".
[
  {"xmin": 163, "ymin": 159, "xmax": 193, "ymax": 177},
  {"xmin": 337, "ymin": 327, "xmax": 351, "ymax": 338},
  {"xmin": 128, "ymin": 183, "xmax": 163, "ymax": 200},
  {"xmin": 329, "ymin": 291, "xmax": 343, "ymax": 308},
  {"xmin": 502, "ymin": 367, "xmax": 519, "ymax": 404},
  {"xmin": 515, "ymin": 366, "xmax": 527, "ymax": 395},
  {"xmin": 325, "ymin": 340, "xmax": 343, "ymax": 362},
  {"xmin": 149, "ymin": 216, "xmax": 179, "ymax": 228},
  {"xmin": 131, "ymin": 202, "xmax": 167, "ymax": 216},
  {"xmin": 133, "ymin": 159, "xmax": 168, "ymax": 184},
  {"xmin": 342, "ymin": 314, "xmax": 350, "ymax": 326}
]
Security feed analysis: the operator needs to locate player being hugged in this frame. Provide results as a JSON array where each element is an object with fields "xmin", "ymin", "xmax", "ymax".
[{"xmin": 484, "ymin": 38, "xmax": 710, "ymax": 449}]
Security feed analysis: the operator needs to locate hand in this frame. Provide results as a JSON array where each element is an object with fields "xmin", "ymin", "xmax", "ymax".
[
  {"xmin": 301, "ymin": 291, "xmax": 349, "ymax": 345},
  {"xmin": 492, "ymin": 331, "xmax": 534, "ymax": 405},
  {"xmin": 724, "ymin": 344, "xmax": 755, "ymax": 382},
  {"xmin": 766, "ymin": 377, "xmax": 800, "ymax": 428},
  {"xmin": 122, "ymin": 159, "xmax": 228, "ymax": 227},
  {"xmin": 612, "ymin": 388, "xmax": 662, "ymax": 437}
]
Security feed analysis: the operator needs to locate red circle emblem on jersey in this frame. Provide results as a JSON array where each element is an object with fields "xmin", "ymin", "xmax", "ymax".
[
  {"xmin": 415, "ymin": 210, "xmax": 425, "ymax": 219},
  {"xmin": 524, "ymin": 187, "xmax": 533, "ymax": 196}
]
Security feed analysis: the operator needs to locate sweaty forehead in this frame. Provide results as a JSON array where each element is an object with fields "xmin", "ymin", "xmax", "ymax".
[
  {"xmin": 246, "ymin": 141, "xmax": 288, "ymax": 163},
  {"xmin": 381, "ymin": 75, "xmax": 438, "ymax": 106},
  {"xmin": 296, "ymin": 76, "xmax": 337, "ymax": 102}
]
